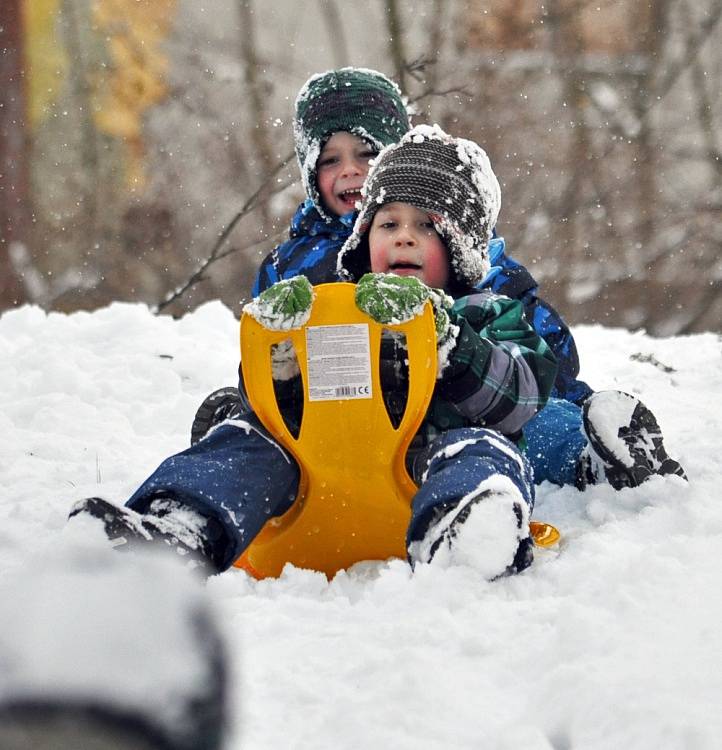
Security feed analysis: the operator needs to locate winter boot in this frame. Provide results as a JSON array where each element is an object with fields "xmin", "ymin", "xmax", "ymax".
[
  {"xmin": 579, "ymin": 390, "xmax": 687, "ymax": 490},
  {"xmin": 190, "ymin": 386, "xmax": 245, "ymax": 445},
  {"xmin": 69, "ymin": 497, "xmax": 222, "ymax": 574},
  {"xmin": 409, "ymin": 484, "xmax": 534, "ymax": 580}
]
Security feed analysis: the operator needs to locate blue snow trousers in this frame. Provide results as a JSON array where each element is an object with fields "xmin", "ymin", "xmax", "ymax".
[
  {"xmin": 523, "ymin": 397, "xmax": 587, "ymax": 487},
  {"xmin": 127, "ymin": 414, "xmax": 300, "ymax": 570},
  {"xmin": 127, "ymin": 417, "xmax": 534, "ymax": 571},
  {"xmin": 405, "ymin": 427, "xmax": 535, "ymax": 548}
]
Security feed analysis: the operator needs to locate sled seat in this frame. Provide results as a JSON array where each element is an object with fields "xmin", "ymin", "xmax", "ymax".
[{"xmin": 234, "ymin": 282, "xmax": 558, "ymax": 580}]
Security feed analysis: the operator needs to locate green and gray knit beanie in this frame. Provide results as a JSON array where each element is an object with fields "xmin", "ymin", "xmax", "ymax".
[
  {"xmin": 338, "ymin": 124, "xmax": 502, "ymax": 289},
  {"xmin": 293, "ymin": 67, "xmax": 411, "ymax": 219}
]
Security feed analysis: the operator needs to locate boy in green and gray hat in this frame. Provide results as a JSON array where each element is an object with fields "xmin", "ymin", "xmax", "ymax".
[{"xmin": 256, "ymin": 67, "xmax": 410, "ymax": 291}]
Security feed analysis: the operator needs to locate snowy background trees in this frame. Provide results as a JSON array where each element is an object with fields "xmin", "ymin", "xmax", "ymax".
[{"xmin": 1, "ymin": 0, "xmax": 720, "ymax": 333}]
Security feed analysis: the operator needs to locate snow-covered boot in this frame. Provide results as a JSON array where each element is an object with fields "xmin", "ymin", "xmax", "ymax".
[
  {"xmin": 409, "ymin": 482, "xmax": 534, "ymax": 580},
  {"xmin": 579, "ymin": 390, "xmax": 687, "ymax": 490},
  {"xmin": 69, "ymin": 497, "xmax": 222, "ymax": 574},
  {"xmin": 190, "ymin": 386, "xmax": 245, "ymax": 445}
]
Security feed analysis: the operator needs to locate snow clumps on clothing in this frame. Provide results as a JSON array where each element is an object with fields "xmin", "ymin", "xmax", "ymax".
[
  {"xmin": 293, "ymin": 67, "xmax": 411, "ymax": 220},
  {"xmin": 244, "ymin": 276, "xmax": 315, "ymax": 331},
  {"xmin": 338, "ymin": 124, "xmax": 501, "ymax": 290}
]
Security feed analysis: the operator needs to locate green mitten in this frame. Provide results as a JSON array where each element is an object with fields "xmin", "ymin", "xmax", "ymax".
[
  {"xmin": 355, "ymin": 273, "xmax": 454, "ymax": 343},
  {"xmin": 244, "ymin": 276, "xmax": 314, "ymax": 330}
]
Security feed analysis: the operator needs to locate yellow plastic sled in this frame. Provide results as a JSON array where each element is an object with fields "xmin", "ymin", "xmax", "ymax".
[{"xmin": 234, "ymin": 283, "xmax": 559, "ymax": 579}]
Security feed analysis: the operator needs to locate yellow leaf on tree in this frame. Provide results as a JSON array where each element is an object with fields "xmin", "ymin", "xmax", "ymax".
[
  {"xmin": 23, "ymin": 0, "xmax": 67, "ymax": 126},
  {"xmin": 91, "ymin": 0, "xmax": 176, "ymax": 187},
  {"xmin": 24, "ymin": 0, "xmax": 176, "ymax": 188}
]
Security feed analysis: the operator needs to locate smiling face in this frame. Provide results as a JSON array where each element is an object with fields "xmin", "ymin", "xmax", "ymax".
[
  {"xmin": 368, "ymin": 202, "xmax": 450, "ymax": 289},
  {"xmin": 316, "ymin": 132, "xmax": 377, "ymax": 218}
]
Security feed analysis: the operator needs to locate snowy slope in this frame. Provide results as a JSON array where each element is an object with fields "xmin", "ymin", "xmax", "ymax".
[{"xmin": 1, "ymin": 301, "xmax": 721, "ymax": 750}]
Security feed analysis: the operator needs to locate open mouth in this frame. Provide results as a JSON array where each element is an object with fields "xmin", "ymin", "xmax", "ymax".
[
  {"xmin": 338, "ymin": 189, "xmax": 362, "ymax": 208},
  {"xmin": 389, "ymin": 262, "xmax": 422, "ymax": 273}
]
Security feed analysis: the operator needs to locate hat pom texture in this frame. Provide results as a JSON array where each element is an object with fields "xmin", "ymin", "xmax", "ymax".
[
  {"xmin": 339, "ymin": 124, "xmax": 501, "ymax": 288},
  {"xmin": 293, "ymin": 68, "xmax": 411, "ymax": 219}
]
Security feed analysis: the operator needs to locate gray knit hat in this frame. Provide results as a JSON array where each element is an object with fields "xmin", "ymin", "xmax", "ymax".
[
  {"xmin": 294, "ymin": 67, "xmax": 411, "ymax": 219},
  {"xmin": 338, "ymin": 124, "xmax": 502, "ymax": 289}
]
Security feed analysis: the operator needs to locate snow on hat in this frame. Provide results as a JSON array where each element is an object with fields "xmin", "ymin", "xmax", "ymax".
[
  {"xmin": 294, "ymin": 67, "xmax": 411, "ymax": 219},
  {"xmin": 338, "ymin": 124, "xmax": 501, "ymax": 288}
]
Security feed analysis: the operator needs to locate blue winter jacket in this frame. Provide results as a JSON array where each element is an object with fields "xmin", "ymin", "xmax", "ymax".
[
  {"xmin": 251, "ymin": 200, "xmax": 593, "ymax": 404},
  {"xmin": 252, "ymin": 199, "xmax": 353, "ymax": 296}
]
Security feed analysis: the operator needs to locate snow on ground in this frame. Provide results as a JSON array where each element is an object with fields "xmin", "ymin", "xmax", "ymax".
[{"xmin": 1, "ymin": 300, "xmax": 721, "ymax": 750}]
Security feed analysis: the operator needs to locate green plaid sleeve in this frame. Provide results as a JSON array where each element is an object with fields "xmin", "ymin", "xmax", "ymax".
[{"xmin": 435, "ymin": 290, "xmax": 558, "ymax": 437}]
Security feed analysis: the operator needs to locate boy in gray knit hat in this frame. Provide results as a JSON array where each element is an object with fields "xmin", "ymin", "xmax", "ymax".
[{"xmin": 341, "ymin": 124, "xmax": 558, "ymax": 570}]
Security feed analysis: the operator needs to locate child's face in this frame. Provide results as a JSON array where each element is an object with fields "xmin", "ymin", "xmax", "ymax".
[
  {"xmin": 368, "ymin": 203, "xmax": 450, "ymax": 290},
  {"xmin": 316, "ymin": 132, "xmax": 377, "ymax": 217}
]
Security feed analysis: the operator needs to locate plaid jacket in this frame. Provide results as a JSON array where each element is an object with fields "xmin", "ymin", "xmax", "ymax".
[
  {"xmin": 420, "ymin": 288, "xmax": 558, "ymax": 444},
  {"xmin": 485, "ymin": 237, "xmax": 592, "ymax": 404}
]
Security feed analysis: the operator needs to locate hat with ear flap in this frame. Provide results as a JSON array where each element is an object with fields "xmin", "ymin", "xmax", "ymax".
[
  {"xmin": 337, "ymin": 124, "xmax": 501, "ymax": 290},
  {"xmin": 293, "ymin": 67, "xmax": 411, "ymax": 220}
]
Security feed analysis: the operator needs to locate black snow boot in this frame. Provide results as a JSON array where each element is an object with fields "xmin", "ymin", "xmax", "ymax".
[
  {"xmin": 190, "ymin": 386, "xmax": 245, "ymax": 445},
  {"xmin": 69, "ymin": 497, "xmax": 223, "ymax": 575},
  {"xmin": 580, "ymin": 390, "xmax": 687, "ymax": 490},
  {"xmin": 409, "ymin": 487, "xmax": 534, "ymax": 578}
]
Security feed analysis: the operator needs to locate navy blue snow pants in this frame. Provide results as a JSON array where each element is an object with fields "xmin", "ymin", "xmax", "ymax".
[
  {"xmin": 127, "ymin": 415, "xmax": 534, "ymax": 572},
  {"xmin": 523, "ymin": 397, "xmax": 587, "ymax": 486}
]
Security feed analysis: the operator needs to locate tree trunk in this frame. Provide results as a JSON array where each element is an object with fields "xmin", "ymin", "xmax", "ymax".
[
  {"xmin": 318, "ymin": 0, "xmax": 348, "ymax": 69},
  {"xmin": 634, "ymin": 0, "xmax": 668, "ymax": 252},
  {"xmin": 0, "ymin": 0, "xmax": 29, "ymax": 308},
  {"xmin": 239, "ymin": 0, "xmax": 273, "ymax": 230},
  {"xmin": 384, "ymin": 0, "xmax": 407, "ymax": 93},
  {"xmin": 59, "ymin": 0, "xmax": 102, "ymax": 255},
  {"xmin": 548, "ymin": 0, "xmax": 589, "ymax": 274}
]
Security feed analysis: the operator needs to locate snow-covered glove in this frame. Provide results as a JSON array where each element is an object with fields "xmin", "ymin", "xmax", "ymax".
[
  {"xmin": 354, "ymin": 273, "xmax": 456, "ymax": 345},
  {"xmin": 244, "ymin": 275, "xmax": 314, "ymax": 330},
  {"xmin": 270, "ymin": 339, "xmax": 300, "ymax": 381}
]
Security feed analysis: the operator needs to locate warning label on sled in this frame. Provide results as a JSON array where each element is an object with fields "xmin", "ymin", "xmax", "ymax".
[{"xmin": 305, "ymin": 324, "xmax": 373, "ymax": 401}]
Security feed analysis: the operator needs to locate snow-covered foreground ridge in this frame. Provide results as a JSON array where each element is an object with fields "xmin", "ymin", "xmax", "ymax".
[{"xmin": 1, "ymin": 301, "xmax": 721, "ymax": 750}]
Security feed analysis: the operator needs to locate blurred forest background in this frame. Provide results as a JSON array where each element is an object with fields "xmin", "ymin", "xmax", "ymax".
[{"xmin": 1, "ymin": 0, "xmax": 720, "ymax": 335}]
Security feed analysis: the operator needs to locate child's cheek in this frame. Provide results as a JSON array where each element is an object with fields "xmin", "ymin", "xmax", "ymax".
[
  {"xmin": 316, "ymin": 171, "xmax": 334, "ymax": 208},
  {"xmin": 368, "ymin": 242, "xmax": 388, "ymax": 273}
]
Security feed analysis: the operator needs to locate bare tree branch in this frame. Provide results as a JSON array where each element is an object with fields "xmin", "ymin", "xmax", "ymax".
[
  {"xmin": 404, "ymin": 56, "xmax": 471, "ymax": 104},
  {"xmin": 423, "ymin": 0, "xmax": 445, "ymax": 101},
  {"xmin": 648, "ymin": 0, "xmax": 722, "ymax": 112},
  {"xmin": 153, "ymin": 151, "xmax": 295, "ymax": 313}
]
